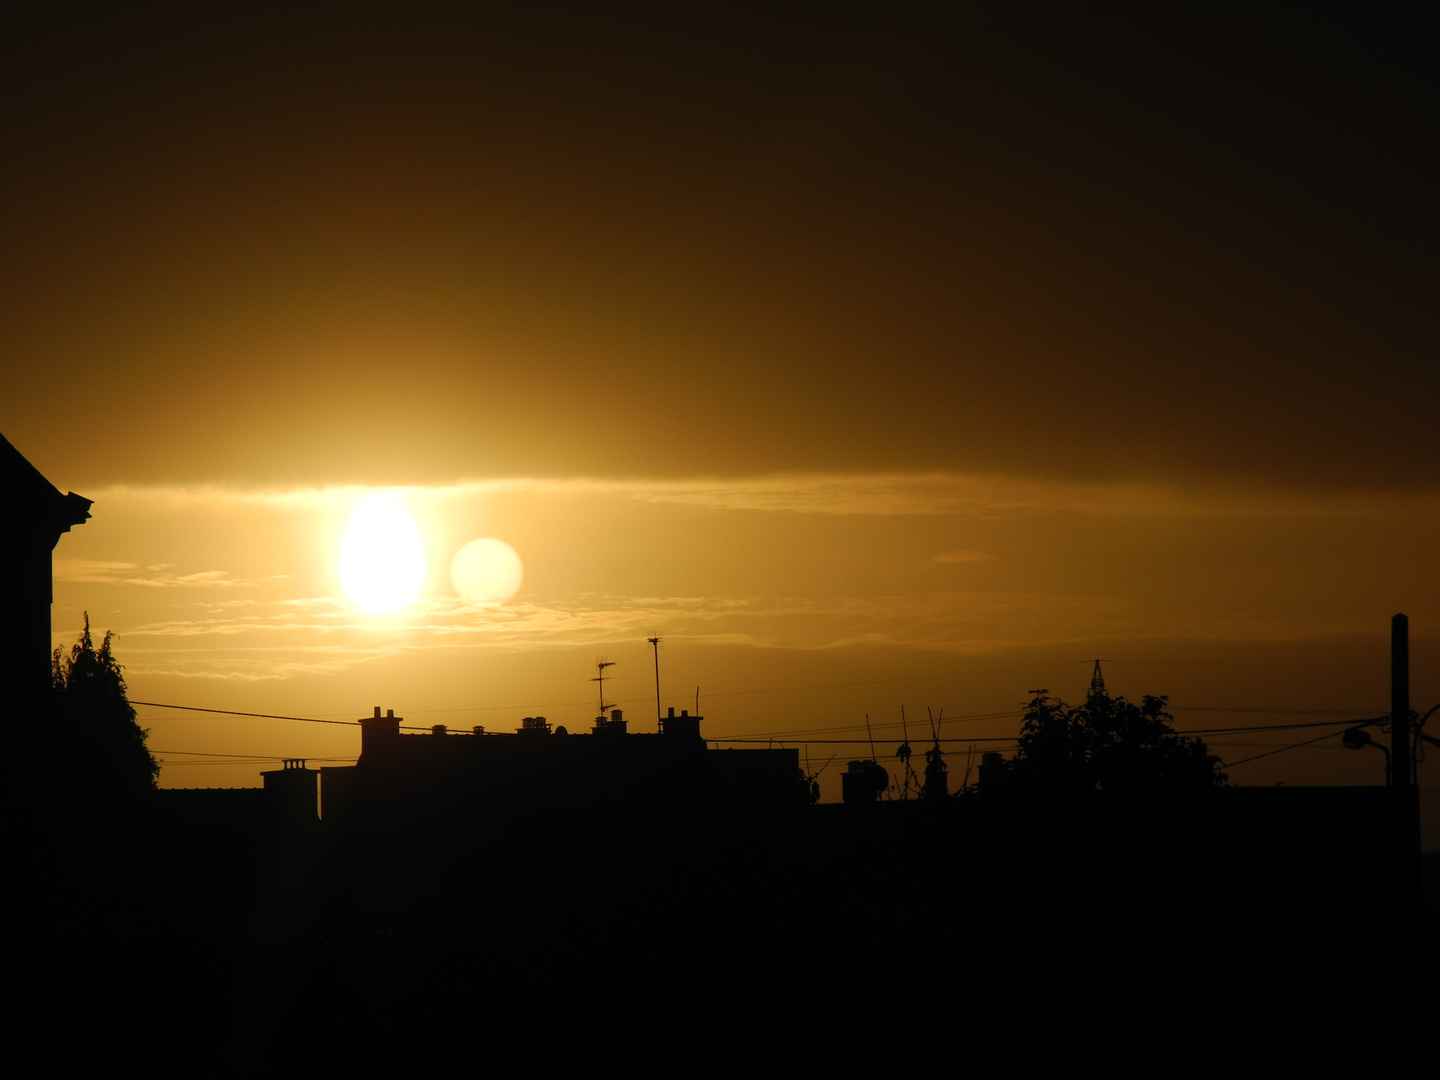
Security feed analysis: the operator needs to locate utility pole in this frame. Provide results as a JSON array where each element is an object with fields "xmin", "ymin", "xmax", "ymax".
[
  {"xmin": 1391, "ymin": 614, "xmax": 1411, "ymax": 790},
  {"xmin": 1390, "ymin": 613, "xmax": 1421, "ymax": 918}
]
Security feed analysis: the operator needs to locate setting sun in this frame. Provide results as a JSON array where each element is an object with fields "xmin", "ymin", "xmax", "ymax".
[
  {"xmin": 338, "ymin": 491, "xmax": 426, "ymax": 613},
  {"xmin": 450, "ymin": 537, "xmax": 523, "ymax": 602}
]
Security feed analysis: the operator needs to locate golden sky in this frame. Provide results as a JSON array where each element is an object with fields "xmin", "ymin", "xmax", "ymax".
[
  {"xmin": 45, "ymin": 473, "xmax": 1439, "ymax": 823},
  {"xmin": 3, "ymin": 8, "xmax": 1436, "ymax": 828}
]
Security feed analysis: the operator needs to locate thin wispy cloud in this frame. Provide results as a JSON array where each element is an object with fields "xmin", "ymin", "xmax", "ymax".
[
  {"xmin": 55, "ymin": 471, "xmax": 1437, "ymax": 688},
  {"xmin": 82, "ymin": 472, "xmax": 1440, "ymax": 521},
  {"xmin": 54, "ymin": 559, "xmax": 254, "ymax": 589},
  {"xmin": 105, "ymin": 586, "xmax": 1386, "ymax": 683},
  {"xmin": 934, "ymin": 550, "xmax": 997, "ymax": 563}
]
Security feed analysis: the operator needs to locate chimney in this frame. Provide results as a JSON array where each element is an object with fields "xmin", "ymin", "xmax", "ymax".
[
  {"xmin": 261, "ymin": 758, "xmax": 319, "ymax": 825},
  {"xmin": 359, "ymin": 705, "xmax": 401, "ymax": 759}
]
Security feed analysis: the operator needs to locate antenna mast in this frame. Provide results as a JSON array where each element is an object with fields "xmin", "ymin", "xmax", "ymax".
[
  {"xmin": 924, "ymin": 706, "xmax": 948, "ymax": 798},
  {"xmin": 592, "ymin": 659, "xmax": 617, "ymax": 719},
  {"xmin": 648, "ymin": 636, "xmax": 662, "ymax": 730},
  {"xmin": 1088, "ymin": 659, "xmax": 1108, "ymax": 704}
]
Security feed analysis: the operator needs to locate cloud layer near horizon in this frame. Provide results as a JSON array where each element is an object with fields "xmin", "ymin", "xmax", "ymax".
[{"xmin": 51, "ymin": 471, "xmax": 1439, "ymax": 685}]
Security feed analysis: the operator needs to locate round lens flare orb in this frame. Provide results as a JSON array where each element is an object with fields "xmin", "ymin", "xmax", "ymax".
[
  {"xmin": 450, "ymin": 538, "xmax": 523, "ymax": 603},
  {"xmin": 338, "ymin": 492, "xmax": 427, "ymax": 614}
]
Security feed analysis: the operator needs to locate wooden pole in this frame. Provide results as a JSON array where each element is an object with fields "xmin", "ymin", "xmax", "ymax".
[
  {"xmin": 1390, "ymin": 613, "xmax": 1411, "ymax": 789},
  {"xmin": 1390, "ymin": 613, "xmax": 1421, "ymax": 918}
]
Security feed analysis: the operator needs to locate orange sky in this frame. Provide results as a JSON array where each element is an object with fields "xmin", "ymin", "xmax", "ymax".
[
  {"xmin": 3, "ymin": 8, "xmax": 1436, "ymax": 835},
  {"xmin": 41, "ymin": 474, "xmax": 1439, "ymax": 838}
]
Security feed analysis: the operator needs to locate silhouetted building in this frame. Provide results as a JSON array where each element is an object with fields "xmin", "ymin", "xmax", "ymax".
[
  {"xmin": 0, "ymin": 433, "xmax": 90, "ymax": 707},
  {"xmin": 320, "ymin": 704, "xmax": 802, "ymax": 832}
]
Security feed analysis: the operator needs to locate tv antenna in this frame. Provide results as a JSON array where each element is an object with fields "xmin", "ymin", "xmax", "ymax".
[
  {"xmin": 1088, "ymin": 660, "xmax": 1108, "ymax": 704},
  {"xmin": 592, "ymin": 659, "xmax": 617, "ymax": 719},
  {"xmin": 896, "ymin": 705, "xmax": 918, "ymax": 799}
]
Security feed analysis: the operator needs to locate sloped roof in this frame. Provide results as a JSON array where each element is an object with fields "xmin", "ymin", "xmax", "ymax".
[{"xmin": 0, "ymin": 431, "xmax": 91, "ymax": 533}]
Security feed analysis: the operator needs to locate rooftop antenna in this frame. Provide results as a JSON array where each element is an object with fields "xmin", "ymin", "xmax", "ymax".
[
  {"xmin": 647, "ymin": 636, "xmax": 662, "ymax": 730},
  {"xmin": 695, "ymin": 685, "xmax": 700, "ymax": 716},
  {"xmin": 925, "ymin": 706, "xmax": 948, "ymax": 798},
  {"xmin": 896, "ymin": 706, "xmax": 916, "ymax": 799},
  {"xmin": 593, "ymin": 658, "xmax": 617, "ymax": 720},
  {"xmin": 805, "ymin": 752, "xmax": 836, "ymax": 804},
  {"xmin": 864, "ymin": 712, "xmax": 877, "ymax": 763},
  {"xmin": 1088, "ymin": 660, "xmax": 1108, "ymax": 704}
]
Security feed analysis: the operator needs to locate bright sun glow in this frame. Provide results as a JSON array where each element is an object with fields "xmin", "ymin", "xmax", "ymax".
[
  {"xmin": 339, "ymin": 492, "xmax": 427, "ymax": 613},
  {"xmin": 450, "ymin": 537, "xmax": 523, "ymax": 602}
]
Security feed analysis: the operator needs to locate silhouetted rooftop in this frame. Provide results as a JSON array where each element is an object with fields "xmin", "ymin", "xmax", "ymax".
[{"xmin": 0, "ymin": 431, "xmax": 91, "ymax": 535}]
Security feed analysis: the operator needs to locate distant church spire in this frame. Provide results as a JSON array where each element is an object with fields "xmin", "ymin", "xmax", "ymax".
[{"xmin": 1088, "ymin": 660, "xmax": 1109, "ymax": 704}]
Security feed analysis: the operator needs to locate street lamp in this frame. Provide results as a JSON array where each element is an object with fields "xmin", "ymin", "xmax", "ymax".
[{"xmin": 1342, "ymin": 726, "xmax": 1391, "ymax": 785}]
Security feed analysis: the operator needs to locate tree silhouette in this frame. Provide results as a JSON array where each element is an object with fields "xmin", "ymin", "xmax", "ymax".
[
  {"xmin": 51, "ymin": 614, "xmax": 158, "ymax": 798},
  {"xmin": 982, "ymin": 689, "xmax": 1226, "ymax": 796}
]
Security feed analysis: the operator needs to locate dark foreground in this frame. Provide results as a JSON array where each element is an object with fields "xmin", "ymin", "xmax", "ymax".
[{"xmin": 16, "ymin": 788, "xmax": 1435, "ymax": 1065}]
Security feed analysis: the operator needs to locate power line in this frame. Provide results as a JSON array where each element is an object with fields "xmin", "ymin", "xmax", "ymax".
[
  {"xmin": 135, "ymin": 701, "xmax": 436, "ymax": 733},
  {"xmin": 1205, "ymin": 740, "xmax": 1347, "ymax": 750},
  {"xmin": 356, "ymin": 692, "xmax": 1388, "ymax": 723},
  {"xmin": 710, "ymin": 719, "xmax": 1373, "ymax": 748},
  {"xmin": 157, "ymin": 758, "xmax": 357, "ymax": 766},
  {"xmin": 1169, "ymin": 705, "xmax": 1376, "ymax": 716},
  {"xmin": 378, "ymin": 661, "xmax": 1101, "ymax": 716},
  {"xmin": 707, "ymin": 709, "xmax": 1020, "ymax": 742},
  {"xmin": 150, "ymin": 748, "xmax": 357, "ymax": 761},
  {"xmin": 169, "ymin": 649, "xmax": 1423, "ymax": 722},
  {"xmin": 1177, "ymin": 718, "xmax": 1385, "ymax": 736},
  {"xmin": 706, "ymin": 714, "xmax": 1378, "ymax": 744},
  {"xmin": 1220, "ymin": 730, "xmax": 1348, "ymax": 768},
  {"xmin": 133, "ymin": 695, "xmax": 1387, "ymax": 753},
  {"xmin": 713, "ymin": 737, "xmax": 1020, "ymax": 746},
  {"xmin": 133, "ymin": 701, "xmax": 359, "ymax": 727},
  {"xmin": 1106, "ymin": 657, "xmax": 1439, "ymax": 670},
  {"xmin": 158, "ymin": 759, "xmax": 289, "ymax": 767}
]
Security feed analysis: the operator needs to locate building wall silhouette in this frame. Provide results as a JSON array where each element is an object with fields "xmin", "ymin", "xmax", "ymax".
[{"xmin": 0, "ymin": 433, "xmax": 90, "ymax": 708}]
